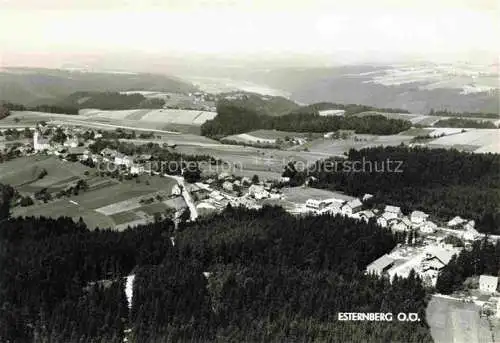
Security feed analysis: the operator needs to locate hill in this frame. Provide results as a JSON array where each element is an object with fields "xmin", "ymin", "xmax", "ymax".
[
  {"xmin": 217, "ymin": 91, "xmax": 300, "ymax": 116},
  {"xmin": 0, "ymin": 67, "xmax": 197, "ymax": 106}
]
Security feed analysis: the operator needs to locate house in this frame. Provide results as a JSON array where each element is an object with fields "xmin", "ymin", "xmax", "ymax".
[
  {"xmin": 366, "ymin": 254, "xmax": 396, "ymax": 276},
  {"xmin": 358, "ymin": 210, "xmax": 375, "ymax": 223},
  {"xmin": 447, "ymin": 216, "xmax": 466, "ymax": 227},
  {"xmin": 130, "ymin": 165, "xmax": 147, "ymax": 175},
  {"xmin": 241, "ymin": 177, "xmax": 251, "ymax": 185},
  {"xmin": 222, "ymin": 181, "xmax": 234, "ymax": 192},
  {"xmin": 411, "ymin": 211, "xmax": 429, "ymax": 225},
  {"xmin": 171, "ymin": 184, "xmax": 182, "ymax": 196},
  {"xmin": 63, "ymin": 137, "xmax": 79, "ymax": 148},
  {"xmin": 280, "ymin": 176, "xmax": 290, "ymax": 183},
  {"xmin": 462, "ymin": 228, "xmax": 480, "ymax": 241},
  {"xmin": 377, "ymin": 212, "xmax": 393, "ymax": 228},
  {"xmin": 362, "ymin": 193, "xmax": 374, "ymax": 202},
  {"xmin": 384, "ymin": 205, "xmax": 402, "ymax": 219},
  {"xmin": 306, "ymin": 199, "xmax": 324, "ymax": 211},
  {"xmin": 218, "ymin": 172, "xmax": 231, "ymax": 180},
  {"xmin": 209, "ymin": 190, "xmax": 225, "ymax": 202},
  {"xmin": 391, "ymin": 217, "xmax": 412, "ymax": 232},
  {"xmin": 422, "ymin": 249, "xmax": 457, "ymax": 272},
  {"xmin": 248, "ymin": 185, "xmax": 269, "ymax": 200},
  {"xmin": 325, "ymin": 201, "xmax": 344, "ymax": 215},
  {"xmin": 114, "ymin": 153, "xmax": 133, "ymax": 167},
  {"xmin": 341, "ymin": 199, "xmax": 363, "ymax": 216},
  {"xmin": 463, "ymin": 220, "xmax": 475, "ymax": 231},
  {"xmin": 479, "ymin": 275, "xmax": 498, "ymax": 294},
  {"xmin": 420, "ymin": 221, "xmax": 438, "ymax": 234}
]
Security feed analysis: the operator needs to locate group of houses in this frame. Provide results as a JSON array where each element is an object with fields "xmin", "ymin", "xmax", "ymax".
[{"xmin": 305, "ymin": 194, "xmax": 481, "ymax": 242}]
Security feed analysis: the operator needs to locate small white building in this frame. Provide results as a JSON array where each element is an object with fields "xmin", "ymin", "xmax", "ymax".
[
  {"xmin": 462, "ymin": 228, "xmax": 480, "ymax": 241},
  {"xmin": 341, "ymin": 199, "xmax": 363, "ymax": 216},
  {"xmin": 366, "ymin": 254, "xmax": 396, "ymax": 276},
  {"xmin": 63, "ymin": 137, "xmax": 79, "ymax": 148},
  {"xmin": 420, "ymin": 221, "xmax": 438, "ymax": 234},
  {"xmin": 171, "ymin": 184, "xmax": 182, "ymax": 196},
  {"xmin": 325, "ymin": 201, "xmax": 344, "ymax": 215},
  {"xmin": 479, "ymin": 275, "xmax": 498, "ymax": 294},
  {"xmin": 384, "ymin": 205, "xmax": 402, "ymax": 219},
  {"xmin": 447, "ymin": 216, "xmax": 466, "ymax": 227},
  {"xmin": 411, "ymin": 211, "xmax": 429, "ymax": 225},
  {"xmin": 222, "ymin": 181, "xmax": 234, "ymax": 192},
  {"xmin": 248, "ymin": 185, "xmax": 269, "ymax": 200},
  {"xmin": 306, "ymin": 199, "xmax": 324, "ymax": 211},
  {"xmin": 114, "ymin": 154, "xmax": 133, "ymax": 167},
  {"xmin": 362, "ymin": 193, "xmax": 374, "ymax": 202}
]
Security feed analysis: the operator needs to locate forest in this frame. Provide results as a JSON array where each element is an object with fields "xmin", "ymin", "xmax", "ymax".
[
  {"xmin": 432, "ymin": 117, "xmax": 497, "ymax": 129},
  {"xmin": 1, "ymin": 102, "xmax": 79, "ymax": 115},
  {"xmin": 0, "ymin": 205, "xmax": 433, "ymax": 343},
  {"xmin": 428, "ymin": 109, "xmax": 500, "ymax": 119},
  {"xmin": 201, "ymin": 102, "xmax": 412, "ymax": 138},
  {"xmin": 436, "ymin": 238, "xmax": 500, "ymax": 294},
  {"xmin": 58, "ymin": 91, "xmax": 165, "ymax": 110},
  {"xmin": 292, "ymin": 146, "xmax": 500, "ymax": 234}
]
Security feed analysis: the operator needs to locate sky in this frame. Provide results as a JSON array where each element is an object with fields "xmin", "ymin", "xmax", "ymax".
[{"xmin": 0, "ymin": 0, "xmax": 498, "ymax": 69}]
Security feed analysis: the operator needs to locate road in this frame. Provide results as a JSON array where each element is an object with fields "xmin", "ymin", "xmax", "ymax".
[{"xmin": 162, "ymin": 174, "xmax": 198, "ymax": 221}]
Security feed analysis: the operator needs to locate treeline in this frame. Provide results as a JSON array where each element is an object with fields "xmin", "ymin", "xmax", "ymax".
[
  {"xmin": 436, "ymin": 238, "xmax": 500, "ymax": 294},
  {"xmin": 201, "ymin": 102, "xmax": 412, "ymax": 138},
  {"xmin": 59, "ymin": 91, "xmax": 165, "ymax": 110},
  {"xmin": 429, "ymin": 108, "xmax": 500, "ymax": 119},
  {"xmin": 1, "ymin": 206, "xmax": 433, "ymax": 342},
  {"xmin": 297, "ymin": 146, "xmax": 500, "ymax": 234},
  {"xmin": 433, "ymin": 117, "xmax": 497, "ymax": 129},
  {"xmin": 296, "ymin": 102, "xmax": 410, "ymax": 115},
  {"xmin": 0, "ymin": 102, "xmax": 79, "ymax": 114}
]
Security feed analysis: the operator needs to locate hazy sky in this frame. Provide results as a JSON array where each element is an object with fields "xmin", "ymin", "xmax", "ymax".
[{"xmin": 1, "ymin": 0, "xmax": 498, "ymax": 68}]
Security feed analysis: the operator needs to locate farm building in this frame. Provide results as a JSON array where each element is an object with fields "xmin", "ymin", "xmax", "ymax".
[
  {"xmin": 366, "ymin": 254, "xmax": 396, "ymax": 276},
  {"xmin": 410, "ymin": 211, "xmax": 429, "ymax": 225},
  {"xmin": 33, "ymin": 131, "xmax": 51, "ymax": 152},
  {"xmin": 341, "ymin": 199, "xmax": 363, "ymax": 216},
  {"xmin": 384, "ymin": 205, "xmax": 402, "ymax": 220},
  {"xmin": 479, "ymin": 275, "xmax": 498, "ymax": 294},
  {"xmin": 447, "ymin": 216, "xmax": 466, "ymax": 227},
  {"xmin": 306, "ymin": 199, "xmax": 324, "ymax": 211}
]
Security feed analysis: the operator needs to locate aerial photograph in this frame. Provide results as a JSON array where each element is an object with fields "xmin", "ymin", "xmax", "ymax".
[{"xmin": 0, "ymin": 0, "xmax": 499, "ymax": 342}]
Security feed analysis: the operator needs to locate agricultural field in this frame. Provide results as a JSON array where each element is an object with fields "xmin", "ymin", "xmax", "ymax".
[
  {"xmin": 354, "ymin": 111, "xmax": 499, "ymax": 126},
  {"xmin": 4, "ymin": 156, "xmax": 180, "ymax": 230},
  {"xmin": 281, "ymin": 186, "xmax": 355, "ymax": 204},
  {"xmin": 426, "ymin": 129, "xmax": 500, "ymax": 153},
  {"xmin": 223, "ymin": 130, "xmax": 317, "ymax": 145},
  {"xmin": 2, "ymin": 109, "xmax": 217, "ymax": 134},
  {"xmin": 304, "ymin": 134, "xmax": 414, "ymax": 156}
]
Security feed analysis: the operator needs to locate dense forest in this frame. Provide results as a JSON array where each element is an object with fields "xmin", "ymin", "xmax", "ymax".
[
  {"xmin": 432, "ymin": 117, "xmax": 497, "ymax": 129},
  {"xmin": 0, "ymin": 205, "xmax": 433, "ymax": 342},
  {"xmin": 201, "ymin": 102, "xmax": 412, "ymax": 138},
  {"xmin": 58, "ymin": 91, "xmax": 165, "ymax": 110},
  {"xmin": 428, "ymin": 109, "xmax": 500, "ymax": 119},
  {"xmin": 294, "ymin": 102, "xmax": 410, "ymax": 115},
  {"xmin": 436, "ymin": 238, "xmax": 500, "ymax": 294},
  {"xmin": 1, "ymin": 101, "xmax": 79, "ymax": 115},
  {"xmin": 293, "ymin": 146, "xmax": 500, "ymax": 234}
]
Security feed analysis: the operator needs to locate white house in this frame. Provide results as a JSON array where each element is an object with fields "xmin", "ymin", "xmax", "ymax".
[
  {"xmin": 63, "ymin": 137, "xmax": 79, "ymax": 148},
  {"xmin": 420, "ymin": 221, "xmax": 438, "ymax": 234},
  {"xmin": 114, "ymin": 153, "xmax": 133, "ymax": 167},
  {"xmin": 392, "ymin": 217, "xmax": 412, "ymax": 232},
  {"xmin": 384, "ymin": 205, "xmax": 402, "ymax": 219},
  {"xmin": 377, "ymin": 212, "xmax": 393, "ymax": 228},
  {"xmin": 306, "ymin": 199, "xmax": 323, "ymax": 211},
  {"xmin": 447, "ymin": 216, "xmax": 466, "ymax": 227},
  {"xmin": 341, "ymin": 199, "xmax": 363, "ymax": 216},
  {"xmin": 248, "ymin": 185, "xmax": 269, "ymax": 200},
  {"xmin": 479, "ymin": 275, "xmax": 498, "ymax": 294},
  {"xmin": 171, "ymin": 184, "xmax": 182, "ymax": 196},
  {"xmin": 362, "ymin": 193, "xmax": 374, "ymax": 202},
  {"xmin": 411, "ymin": 211, "xmax": 429, "ymax": 225},
  {"xmin": 222, "ymin": 181, "xmax": 234, "ymax": 192},
  {"xmin": 325, "ymin": 201, "xmax": 343, "ymax": 215},
  {"xmin": 462, "ymin": 228, "xmax": 480, "ymax": 241},
  {"xmin": 358, "ymin": 210, "xmax": 375, "ymax": 223}
]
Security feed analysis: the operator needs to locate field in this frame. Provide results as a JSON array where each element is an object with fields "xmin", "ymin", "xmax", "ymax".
[
  {"xmin": 426, "ymin": 129, "xmax": 500, "ymax": 153},
  {"xmin": 2, "ymin": 109, "xmax": 217, "ymax": 134},
  {"xmin": 354, "ymin": 111, "xmax": 499, "ymax": 126},
  {"xmin": 223, "ymin": 130, "xmax": 317, "ymax": 145},
  {"xmin": 304, "ymin": 134, "xmax": 414, "ymax": 156},
  {"xmin": 281, "ymin": 187, "xmax": 355, "ymax": 204},
  {"xmin": 426, "ymin": 295, "xmax": 494, "ymax": 343},
  {"xmin": 4, "ymin": 156, "xmax": 180, "ymax": 230}
]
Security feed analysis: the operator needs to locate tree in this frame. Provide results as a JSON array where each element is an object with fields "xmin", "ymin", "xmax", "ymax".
[{"xmin": 251, "ymin": 174, "xmax": 260, "ymax": 184}]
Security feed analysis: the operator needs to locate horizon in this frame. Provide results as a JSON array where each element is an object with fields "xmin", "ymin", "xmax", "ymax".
[{"xmin": 1, "ymin": 0, "xmax": 498, "ymax": 72}]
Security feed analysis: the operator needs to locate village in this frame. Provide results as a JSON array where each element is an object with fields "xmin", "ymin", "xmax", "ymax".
[{"xmin": 1, "ymin": 122, "xmax": 499, "ymax": 320}]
